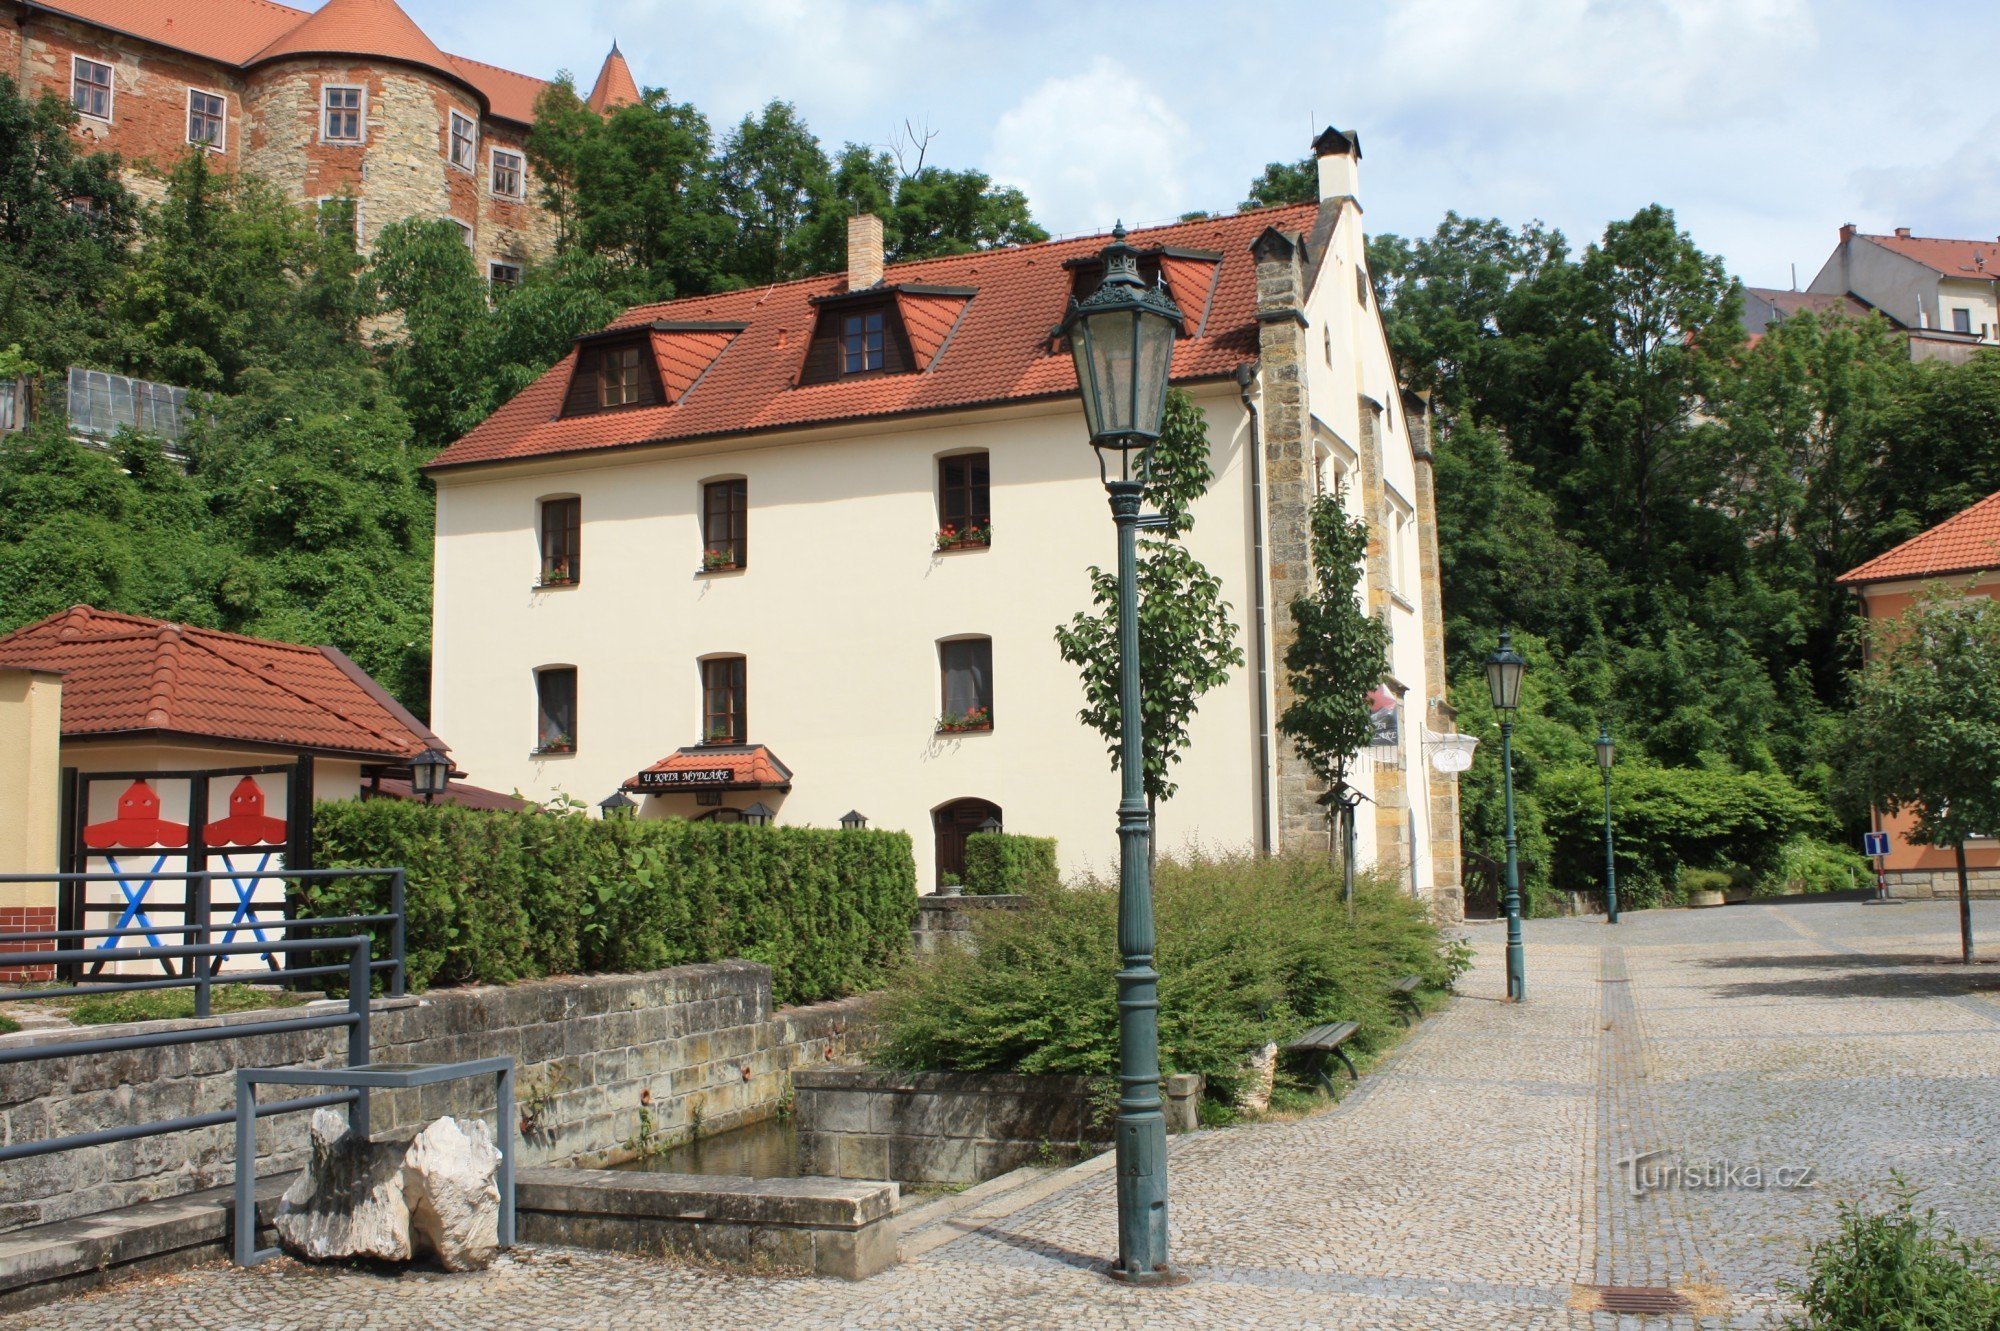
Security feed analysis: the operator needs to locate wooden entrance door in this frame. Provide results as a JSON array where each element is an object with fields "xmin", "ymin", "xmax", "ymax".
[{"xmin": 932, "ymin": 798, "xmax": 1001, "ymax": 890}]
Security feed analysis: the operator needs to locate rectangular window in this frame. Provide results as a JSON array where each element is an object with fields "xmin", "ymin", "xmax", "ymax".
[
  {"xmin": 187, "ymin": 89, "xmax": 225, "ymax": 149},
  {"xmin": 841, "ymin": 309, "xmax": 885, "ymax": 374},
  {"xmin": 449, "ymin": 111, "xmax": 477, "ymax": 172},
  {"xmin": 701, "ymin": 657, "xmax": 746, "ymax": 744},
  {"xmin": 1953, "ymin": 307, "xmax": 1973, "ymax": 335},
  {"xmin": 938, "ymin": 452, "xmax": 991, "ymax": 547},
  {"xmin": 312, "ymin": 196, "xmax": 360, "ymax": 244},
  {"xmin": 323, "ymin": 85, "xmax": 363, "ymax": 142},
  {"xmin": 72, "ymin": 57, "xmax": 112, "ymax": 121},
  {"xmin": 702, "ymin": 478, "xmax": 747, "ymax": 569},
  {"xmin": 536, "ymin": 667, "xmax": 577, "ymax": 752},
  {"xmin": 490, "ymin": 148, "xmax": 524, "ymax": 199},
  {"xmin": 940, "ymin": 639, "xmax": 994, "ymax": 730},
  {"xmin": 539, "ymin": 496, "xmax": 580, "ymax": 585},
  {"xmin": 598, "ymin": 343, "xmax": 642, "ymax": 408},
  {"xmin": 489, "ymin": 261, "xmax": 522, "ymax": 292},
  {"xmin": 451, "ymin": 218, "xmax": 474, "ymax": 250}
]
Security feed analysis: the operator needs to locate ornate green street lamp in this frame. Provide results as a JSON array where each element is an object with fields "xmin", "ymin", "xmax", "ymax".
[
  {"xmin": 1484, "ymin": 631, "xmax": 1527, "ymax": 1001},
  {"xmin": 1595, "ymin": 726, "xmax": 1619, "ymax": 924},
  {"xmin": 1061, "ymin": 223, "xmax": 1182, "ymax": 1286}
]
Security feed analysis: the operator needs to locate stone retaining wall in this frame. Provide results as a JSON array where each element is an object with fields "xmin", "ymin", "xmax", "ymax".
[
  {"xmin": 1882, "ymin": 868, "xmax": 2000, "ymax": 900},
  {"xmin": 0, "ymin": 962, "xmax": 867, "ymax": 1234},
  {"xmin": 909, "ymin": 893, "xmax": 1027, "ymax": 954},
  {"xmin": 793, "ymin": 1068, "xmax": 1202, "ymax": 1185}
]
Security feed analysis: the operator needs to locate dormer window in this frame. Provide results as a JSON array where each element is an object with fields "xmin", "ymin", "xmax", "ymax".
[
  {"xmin": 842, "ymin": 310, "xmax": 885, "ymax": 374},
  {"xmin": 799, "ymin": 297, "xmax": 912, "ymax": 385},
  {"xmin": 562, "ymin": 335, "xmax": 663, "ymax": 416},
  {"xmin": 599, "ymin": 344, "xmax": 641, "ymax": 406}
]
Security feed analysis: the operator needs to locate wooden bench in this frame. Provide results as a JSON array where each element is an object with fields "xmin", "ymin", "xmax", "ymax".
[
  {"xmin": 1389, "ymin": 975, "xmax": 1424, "ymax": 1026},
  {"xmin": 1282, "ymin": 1020, "xmax": 1360, "ymax": 1096}
]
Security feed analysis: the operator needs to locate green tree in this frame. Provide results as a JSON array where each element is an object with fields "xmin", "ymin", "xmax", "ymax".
[
  {"xmin": 1276, "ymin": 494, "xmax": 1392, "ymax": 890},
  {"xmin": 716, "ymin": 101, "xmax": 831, "ymax": 284},
  {"xmin": 524, "ymin": 75, "xmax": 595, "ymax": 249},
  {"xmin": 1055, "ymin": 391, "xmax": 1244, "ymax": 850},
  {"xmin": 1240, "ymin": 156, "xmax": 1315, "ymax": 210},
  {"xmin": 1835, "ymin": 589, "xmax": 2000, "ymax": 962},
  {"xmin": 794, "ymin": 143, "xmax": 1046, "ymax": 274},
  {"xmin": 574, "ymin": 91, "xmax": 729, "ymax": 299},
  {"xmin": 370, "ymin": 217, "xmax": 493, "ymax": 450}
]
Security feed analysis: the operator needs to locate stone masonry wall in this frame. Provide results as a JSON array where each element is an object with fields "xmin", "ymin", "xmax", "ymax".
[
  {"xmin": 0, "ymin": 961, "xmax": 865, "ymax": 1234},
  {"xmin": 1882, "ymin": 869, "xmax": 2000, "ymax": 900},
  {"xmin": 1406, "ymin": 396, "xmax": 1465, "ymax": 921},
  {"xmin": 1253, "ymin": 226, "xmax": 1324, "ymax": 853}
]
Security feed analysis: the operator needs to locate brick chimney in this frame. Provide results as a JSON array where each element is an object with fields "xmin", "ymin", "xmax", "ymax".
[
  {"xmin": 1839, "ymin": 223, "xmax": 1857, "ymax": 242},
  {"xmin": 1311, "ymin": 126, "xmax": 1361, "ymax": 202},
  {"xmin": 1895, "ymin": 226, "xmax": 1912, "ymax": 238},
  {"xmin": 847, "ymin": 214, "xmax": 884, "ymax": 291}
]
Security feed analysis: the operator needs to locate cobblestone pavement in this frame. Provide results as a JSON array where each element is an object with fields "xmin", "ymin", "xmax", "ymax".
[{"xmin": 8, "ymin": 898, "xmax": 1998, "ymax": 1330}]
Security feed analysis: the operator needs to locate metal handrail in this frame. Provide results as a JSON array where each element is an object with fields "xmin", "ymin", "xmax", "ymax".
[
  {"xmin": 0, "ymin": 934, "xmax": 377, "ymax": 1165},
  {"xmin": 0, "ymin": 867, "xmax": 406, "ymax": 1005}
]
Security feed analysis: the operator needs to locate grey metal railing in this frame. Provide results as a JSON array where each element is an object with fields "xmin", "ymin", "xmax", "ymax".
[{"xmin": 0, "ymin": 869, "xmax": 404, "ymax": 1167}]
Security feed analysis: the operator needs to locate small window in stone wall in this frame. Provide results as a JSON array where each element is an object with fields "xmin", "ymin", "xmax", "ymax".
[
  {"xmin": 490, "ymin": 261, "xmax": 523, "ymax": 293},
  {"xmin": 187, "ymin": 90, "xmax": 225, "ymax": 149},
  {"xmin": 71, "ymin": 57, "xmax": 112, "ymax": 122},
  {"xmin": 491, "ymin": 149, "xmax": 524, "ymax": 200},
  {"xmin": 449, "ymin": 111, "xmax": 478, "ymax": 172},
  {"xmin": 323, "ymin": 86, "xmax": 363, "ymax": 143},
  {"xmin": 312, "ymin": 197, "xmax": 360, "ymax": 246}
]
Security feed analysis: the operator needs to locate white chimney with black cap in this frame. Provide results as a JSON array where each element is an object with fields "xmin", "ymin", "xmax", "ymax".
[{"xmin": 1313, "ymin": 126, "xmax": 1361, "ymax": 203}]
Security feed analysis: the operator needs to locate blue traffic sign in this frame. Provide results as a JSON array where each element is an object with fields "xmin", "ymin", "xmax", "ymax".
[{"xmin": 1863, "ymin": 831, "xmax": 1891, "ymax": 858}]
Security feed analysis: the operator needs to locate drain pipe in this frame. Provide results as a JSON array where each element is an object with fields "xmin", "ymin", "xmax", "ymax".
[{"xmin": 1237, "ymin": 363, "xmax": 1274, "ymax": 855}]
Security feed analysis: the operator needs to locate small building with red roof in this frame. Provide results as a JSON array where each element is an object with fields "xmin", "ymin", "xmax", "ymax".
[
  {"xmin": 1838, "ymin": 491, "xmax": 2000, "ymax": 895},
  {"xmin": 0, "ymin": 0, "xmax": 642, "ymax": 280},
  {"xmin": 427, "ymin": 128, "xmax": 1469, "ymax": 916}
]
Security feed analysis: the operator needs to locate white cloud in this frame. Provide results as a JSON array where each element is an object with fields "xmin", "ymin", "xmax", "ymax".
[
  {"xmin": 1853, "ymin": 117, "xmax": 2000, "ymax": 243},
  {"xmin": 989, "ymin": 57, "xmax": 1193, "ymax": 235}
]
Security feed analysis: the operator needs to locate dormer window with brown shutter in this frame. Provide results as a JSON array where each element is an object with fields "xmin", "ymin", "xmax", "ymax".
[
  {"xmin": 798, "ymin": 298, "xmax": 912, "ymax": 385},
  {"xmin": 562, "ymin": 335, "xmax": 664, "ymax": 417}
]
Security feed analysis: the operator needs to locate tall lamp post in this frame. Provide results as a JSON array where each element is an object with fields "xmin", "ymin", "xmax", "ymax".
[
  {"xmin": 1061, "ymin": 223, "xmax": 1182, "ymax": 1286},
  {"xmin": 1595, "ymin": 726, "xmax": 1619, "ymax": 924},
  {"xmin": 1484, "ymin": 631, "xmax": 1527, "ymax": 1001}
]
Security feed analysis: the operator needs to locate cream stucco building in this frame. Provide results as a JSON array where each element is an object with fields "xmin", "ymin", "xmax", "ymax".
[{"xmin": 427, "ymin": 129, "xmax": 1465, "ymax": 918}]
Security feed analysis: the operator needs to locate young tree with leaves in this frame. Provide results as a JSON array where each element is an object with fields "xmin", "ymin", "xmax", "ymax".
[
  {"xmin": 1055, "ymin": 391, "xmax": 1244, "ymax": 857},
  {"xmin": 1277, "ymin": 494, "xmax": 1392, "ymax": 895},
  {"xmin": 1835, "ymin": 589, "xmax": 2000, "ymax": 963}
]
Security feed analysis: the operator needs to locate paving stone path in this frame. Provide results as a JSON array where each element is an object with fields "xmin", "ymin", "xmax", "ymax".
[{"xmin": 9, "ymin": 897, "xmax": 1999, "ymax": 1329}]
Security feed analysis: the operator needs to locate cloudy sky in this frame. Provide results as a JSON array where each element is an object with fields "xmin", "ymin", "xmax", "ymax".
[{"xmin": 399, "ymin": 0, "xmax": 1993, "ymax": 289}]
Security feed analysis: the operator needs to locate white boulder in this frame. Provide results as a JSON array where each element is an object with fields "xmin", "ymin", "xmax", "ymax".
[{"xmin": 402, "ymin": 1116, "xmax": 503, "ymax": 1272}]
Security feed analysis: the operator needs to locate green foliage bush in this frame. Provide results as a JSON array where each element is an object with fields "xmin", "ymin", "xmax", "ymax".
[
  {"xmin": 1782, "ymin": 1179, "xmax": 2000, "ymax": 1329},
  {"xmin": 309, "ymin": 800, "xmax": 916, "ymax": 1005},
  {"xmin": 961, "ymin": 833, "xmax": 1059, "ymax": 897},
  {"xmin": 1676, "ymin": 867, "xmax": 1736, "ymax": 899},
  {"xmin": 1763, "ymin": 836, "xmax": 1873, "ymax": 898},
  {"xmin": 874, "ymin": 852, "xmax": 1450, "ymax": 1105},
  {"xmin": 1536, "ymin": 763, "xmax": 1830, "ymax": 909}
]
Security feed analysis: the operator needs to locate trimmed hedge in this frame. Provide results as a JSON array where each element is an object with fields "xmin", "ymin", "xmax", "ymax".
[
  {"xmin": 309, "ymin": 800, "xmax": 917, "ymax": 1004},
  {"xmin": 962, "ymin": 832, "xmax": 1059, "ymax": 896}
]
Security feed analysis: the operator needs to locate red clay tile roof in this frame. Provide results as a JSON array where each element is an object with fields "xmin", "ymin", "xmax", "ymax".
[
  {"xmin": 896, "ymin": 291, "xmax": 972, "ymax": 370},
  {"xmin": 625, "ymin": 745, "xmax": 794, "ymax": 792},
  {"xmin": 586, "ymin": 42, "xmax": 641, "ymax": 114},
  {"xmin": 648, "ymin": 326, "xmax": 744, "ymax": 401},
  {"xmin": 1840, "ymin": 490, "xmax": 2000, "ymax": 585},
  {"xmin": 1862, "ymin": 233, "xmax": 2000, "ymax": 283},
  {"xmin": 0, "ymin": 606, "xmax": 440, "ymax": 759},
  {"xmin": 36, "ymin": 0, "xmax": 549, "ymax": 124},
  {"xmin": 367, "ymin": 777, "xmax": 530, "ymax": 811},
  {"xmin": 431, "ymin": 203, "xmax": 1319, "ymax": 472}
]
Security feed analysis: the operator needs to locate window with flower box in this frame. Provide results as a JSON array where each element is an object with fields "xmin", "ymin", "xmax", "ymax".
[
  {"xmin": 701, "ymin": 656, "xmax": 746, "ymax": 744},
  {"xmin": 938, "ymin": 638, "xmax": 993, "ymax": 732},
  {"xmin": 702, "ymin": 478, "xmax": 746, "ymax": 571},
  {"xmin": 538, "ymin": 496, "xmax": 580, "ymax": 586},
  {"xmin": 536, "ymin": 666, "xmax": 576, "ymax": 753},
  {"xmin": 936, "ymin": 452, "xmax": 991, "ymax": 551}
]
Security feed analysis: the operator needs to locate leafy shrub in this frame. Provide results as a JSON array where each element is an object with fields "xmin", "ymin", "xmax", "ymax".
[
  {"xmin": 961, "ymin": 832, "xmax": 1059, "ymax": 896},
  {"xmin": 66, "ymin": 986, "xmax": 306, "ymax": 1026},
  {"xmin": 874, "ymin": 851, "xmax": 1450, "ymax": 1105},
  {"xmin": 1677, "ymin": 867, "xmax": 1736, "ymax": 899},
  {"xmin": 1537, "ymin": 763, "xmax": 1831, "ymax": 908},
  {"xmin": 1762, "ymin": 836, "xmax": 1874, "ymax": 898},
  {"xmin": 309, "ymin": 800, "xmax": 916, "ymax": 1004},
  {"xmin": 1782, "ymin": 1179, "xmax": 2000, "ymax": 1329}
]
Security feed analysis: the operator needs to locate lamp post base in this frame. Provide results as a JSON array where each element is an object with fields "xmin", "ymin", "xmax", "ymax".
[{"xmin": 1108, "ymin": 1264, "xmax": 1190, "ymax": 1288}]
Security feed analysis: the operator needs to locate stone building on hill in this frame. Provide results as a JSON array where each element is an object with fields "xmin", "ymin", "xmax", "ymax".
[{"xmin": 1, "ymin": 0, "xmax": 643, "ymax": 283}]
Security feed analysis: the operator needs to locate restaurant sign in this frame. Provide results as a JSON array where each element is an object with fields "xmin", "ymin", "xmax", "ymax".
[{"xmin": 637, "ymin": 767, "xmax": 736, "ymax": 789}]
